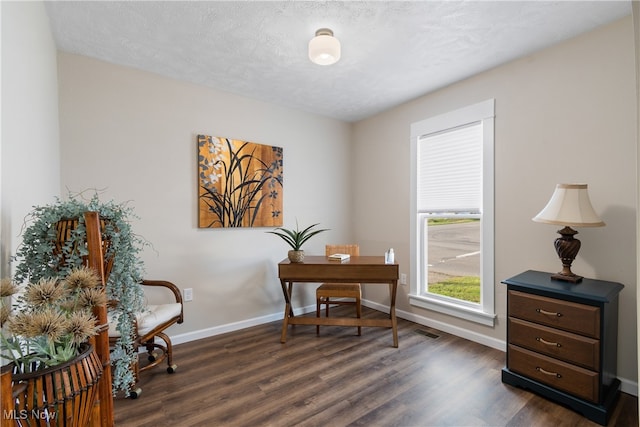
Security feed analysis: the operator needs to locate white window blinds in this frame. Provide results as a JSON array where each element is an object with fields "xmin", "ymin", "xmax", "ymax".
[{"xmin": 417, "ymin": 122, "xmax": 482, "ymax": 213}]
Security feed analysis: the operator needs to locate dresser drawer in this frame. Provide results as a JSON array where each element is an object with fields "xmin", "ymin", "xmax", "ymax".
[
  {"xmin": 508, "ymin": 290, "xmax": 600, "ymax": 338},
  {"xmin": 508, "ymin": 344, "xmax": 599, "ymax": 403},
  {"xmin": 508, "ymin": 317, "xmax": 599, "ymax": 370}
]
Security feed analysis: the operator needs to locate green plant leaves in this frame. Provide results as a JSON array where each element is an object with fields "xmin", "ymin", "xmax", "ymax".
[{"xmin": 266, "ymin": 222, "xmax": 329, "ymax": 251}]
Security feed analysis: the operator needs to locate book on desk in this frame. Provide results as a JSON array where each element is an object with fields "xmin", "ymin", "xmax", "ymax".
[{"xmin": 328, "ymin": 253, "xmax": 350, "ymax": 261}]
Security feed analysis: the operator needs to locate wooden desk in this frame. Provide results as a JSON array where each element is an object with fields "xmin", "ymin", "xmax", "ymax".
[{"xmin": 278, "ymin": 256, "xmax": 400, "ymax": 347}]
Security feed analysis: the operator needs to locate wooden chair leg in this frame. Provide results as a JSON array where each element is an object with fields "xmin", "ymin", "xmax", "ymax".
[
  {"xmin": 156, "ymin": 331, "xmax": 177, "ymax": 373},
  {"xmin": 316, "ymin": 297, "xmax": 321, "ymax": 335},
  {"xmin": 356, "ymin": 298, "xmax": 362, "ymax": 336}
]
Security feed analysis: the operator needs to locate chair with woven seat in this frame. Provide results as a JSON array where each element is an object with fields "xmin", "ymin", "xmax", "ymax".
[
  {"xmin": 108, "ymin": 279, "xmax": 183, "ymax": 398},
  {"xmin": 316, "ymin": 244, "xmax": 362, "ymax": 336}
]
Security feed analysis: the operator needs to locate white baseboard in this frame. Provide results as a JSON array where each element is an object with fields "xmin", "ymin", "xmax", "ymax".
[
  {"xmin": 169, "ymin": 304, "xmax": 317, "ymax": 346},
  {"xmin": 620, "ymin": 377, "xmax": 639, "ymax": 397},
  {"xmin": 167, "ymin": 300, "xmax": 638, "ymax": 397},
  {"xmin": 363, "ymin": 299, "xmax": 506, "ymax": 351}
]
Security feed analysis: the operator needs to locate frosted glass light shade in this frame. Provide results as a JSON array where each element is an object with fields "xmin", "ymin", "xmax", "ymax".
[
  {"xmin": 309, "ymin": 28, "xmax": 341, "ymax": 65},
  {"xmin": 533, "ymin": 184, "xmax": 605, "ymax": 227}
]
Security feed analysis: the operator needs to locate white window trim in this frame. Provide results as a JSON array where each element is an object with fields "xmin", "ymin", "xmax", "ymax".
[{"xmin": 409, "ymin": 99, "xmax": 496, "ymax": 326}]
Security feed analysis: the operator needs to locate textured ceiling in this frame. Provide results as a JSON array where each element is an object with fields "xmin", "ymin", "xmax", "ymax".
[{"xmin": 45, "ymin": 1, "xmax": 632, "ymax": 122}]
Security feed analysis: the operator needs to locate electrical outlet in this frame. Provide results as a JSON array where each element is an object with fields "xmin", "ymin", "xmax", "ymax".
[
  {"xmin": 184, "ymin": 288, "xmax": 193, "ymax": 302},
  {"xmin": 400, "ymin": 274, "xmax": 407, "ymax": 285}
]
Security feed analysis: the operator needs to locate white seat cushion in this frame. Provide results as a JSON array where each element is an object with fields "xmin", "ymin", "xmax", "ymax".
[{"xmin": 108, "ymin": 303, "xmax": 182, "ymax": 338}]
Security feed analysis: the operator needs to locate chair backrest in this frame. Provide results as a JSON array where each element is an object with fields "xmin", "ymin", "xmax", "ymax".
[{"xmin": 325, "ymin": 244, "xmax": 359, "ymax": 256}]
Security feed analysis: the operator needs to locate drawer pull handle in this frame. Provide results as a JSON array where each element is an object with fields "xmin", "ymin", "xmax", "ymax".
[
  {"xmin": 536, "ymin": 308, "xmax": 562, "ymax": 317},
  {"xmin": 536, "ymin": 337, "xmax": 561, "ymax": 347},
  {"xmin": 536, "ymin": 367, "xmax": 562, "ymax": 378}
]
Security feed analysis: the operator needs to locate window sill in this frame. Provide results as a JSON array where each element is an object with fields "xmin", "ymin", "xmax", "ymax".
[{"xmin": 409, "ymin": 293, "xmax": 496, "ymax": 327}]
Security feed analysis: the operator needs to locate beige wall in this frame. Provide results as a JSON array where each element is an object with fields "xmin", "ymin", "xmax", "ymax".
[
  {"xmin": 353, "ymin": 16, "xmax": 638, "ymax": 390},
  {"xmin": 1, "ymin": 1, "xmax": 60, "ymax": 278},
  {"xmin": 57, "ymin": 52, "xmax": 353, "ymax": 339}
]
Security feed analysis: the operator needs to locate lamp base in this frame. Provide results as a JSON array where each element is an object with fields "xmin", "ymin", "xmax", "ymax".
[
  {"xmin": 551, "ymin": 272, "xmax": 583, "ymax": 283},
  {"xmin": 552, "ymin": 226, "xmax": 583, "ymax": 284}
]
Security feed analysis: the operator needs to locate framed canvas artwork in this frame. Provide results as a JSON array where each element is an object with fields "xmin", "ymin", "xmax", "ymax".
[{"xmin": 197, "ymin": 135, "xmax": 283, "ymax": 228}]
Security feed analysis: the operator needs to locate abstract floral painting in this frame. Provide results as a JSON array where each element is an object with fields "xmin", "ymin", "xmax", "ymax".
[{"xmin": 198, "ymin": 135, "xmax": 283, "ymax": 228}]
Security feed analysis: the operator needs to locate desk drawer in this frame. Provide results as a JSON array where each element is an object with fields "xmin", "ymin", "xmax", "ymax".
[
  {"xmin": 508, "ymin": 317, "xmax": 599, "ymax": 370},
  {"xmin": 508, "ymin": 290, "xmax": 600, "ymax": 338},
  {"xmin": 508, "ymin": 344, "xmax": 599, "ymax": 403}
]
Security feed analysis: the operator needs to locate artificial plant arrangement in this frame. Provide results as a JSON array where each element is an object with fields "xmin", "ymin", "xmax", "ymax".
[
  {"xmin": 0, "ymin": 267, "xmax": 103, "ymax": 372},
  {"xmin": 267, "ymin": 221, "xmax": 328, "ymax": 262},
  {"xmin": 9, "ymin": 192, "xmax": 148, "ymax": 395}
]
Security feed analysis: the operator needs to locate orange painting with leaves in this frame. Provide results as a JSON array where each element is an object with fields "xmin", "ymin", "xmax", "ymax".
[{"xmin": 198, "ymin": 135, "xmax": 283, "ymax": 228}]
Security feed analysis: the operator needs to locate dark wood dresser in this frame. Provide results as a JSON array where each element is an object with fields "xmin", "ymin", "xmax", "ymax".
[{"xmin": 501, "ymin": 270, "xmax": 624, "ymax": 425}]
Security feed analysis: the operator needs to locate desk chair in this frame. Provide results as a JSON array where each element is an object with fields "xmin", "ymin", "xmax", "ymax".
[{"xmin": 316, "ymin": 244, "xmax": 362, "ymax": 336}]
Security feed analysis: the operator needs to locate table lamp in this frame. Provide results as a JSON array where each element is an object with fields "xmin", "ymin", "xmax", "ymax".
[{"xmin": 532, "ymin": 184, "xmax": 605, "ymax": 283}]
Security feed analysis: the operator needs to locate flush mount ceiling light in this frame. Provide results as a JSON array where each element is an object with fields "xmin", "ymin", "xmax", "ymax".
[{"xmin": 308, "ymin": 28, "xmax": 341, "ymax": 66}]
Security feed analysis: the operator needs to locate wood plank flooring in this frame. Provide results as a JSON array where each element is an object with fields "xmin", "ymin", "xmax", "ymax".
[{"xmin": 114, "ymin": 307, "xmax": 637, "ymax": 426}]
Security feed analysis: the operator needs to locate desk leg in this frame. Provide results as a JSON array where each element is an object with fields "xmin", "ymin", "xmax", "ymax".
[
  {"xmin": 389, "ymin": 281, "xmax": 399, "ymax": 348},
  {"xmin": 280, "ymin": 280, "xmax": 293, "ymax": 343}
]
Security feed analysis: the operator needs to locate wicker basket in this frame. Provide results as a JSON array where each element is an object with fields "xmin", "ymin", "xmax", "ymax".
[
  {"xmin": 8, "ymin": 343, "xmax": 103, "ymax": 426},
  {"xmin": 54, "ymin": 218, "xmax": 114, "ymax": 279}
]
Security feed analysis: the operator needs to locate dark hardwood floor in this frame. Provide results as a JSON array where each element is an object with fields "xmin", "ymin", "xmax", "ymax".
[{"xmin": 114, "ymin": 307, "xmax": 638, "ymax": 426}]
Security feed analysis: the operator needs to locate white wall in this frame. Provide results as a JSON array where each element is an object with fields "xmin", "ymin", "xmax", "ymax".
[
  {"xmin": 1, "ymin": 1, "xmax": 60, "ymax": 278},
  {"xmin": 353, "ymin": 16, "xmax": 638, "ymax": 389},
  {"xmin": 57, "ymin": 53, "xmax": 352, "ymax": 337}
]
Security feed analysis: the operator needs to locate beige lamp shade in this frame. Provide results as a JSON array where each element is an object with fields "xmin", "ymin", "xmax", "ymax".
[
  {"xmin": 309, "ymin": 28, "xmax": 341, "ymax": 65},
  {"xmin": 533, "ymin": 184, "xmax": 605, "ymax": 227}
]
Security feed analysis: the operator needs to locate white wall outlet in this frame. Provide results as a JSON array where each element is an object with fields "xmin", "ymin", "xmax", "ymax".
[
  {"xmin": 184, "ymin": 288, "xmax": 193, "ymax": 302},
  {"xmin": 400, "ymin": 273, "xmax": 407, "ymax": 285}
]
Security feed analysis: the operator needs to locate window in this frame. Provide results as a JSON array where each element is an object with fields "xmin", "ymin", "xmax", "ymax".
[{"xmin": 409, "ymin": 99, "xmax": 496, "ymax": 326}]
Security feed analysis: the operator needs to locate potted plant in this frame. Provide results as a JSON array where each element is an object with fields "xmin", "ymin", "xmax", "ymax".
[
  {"xmin": 10, "ymin": 192, "xmax": 148, "ymax": 395},
  {"xmin": 267, "ymin": 221, "xmax": 328, "ymax": 262},
  {"xmin": 0, "ymin": 268, "xmax": 105, "ymax": 425}
]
